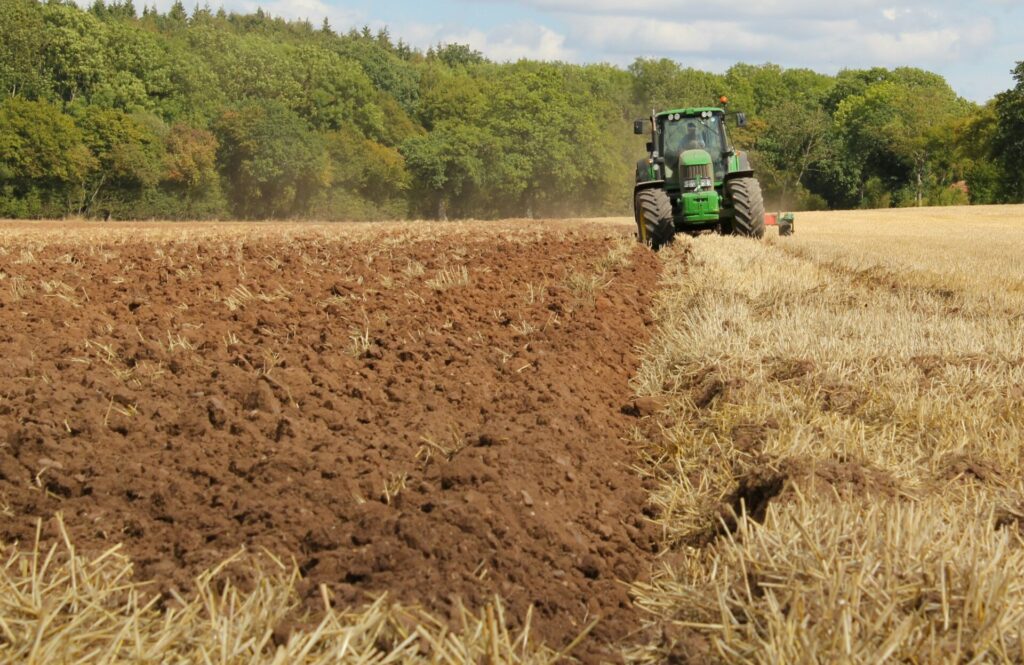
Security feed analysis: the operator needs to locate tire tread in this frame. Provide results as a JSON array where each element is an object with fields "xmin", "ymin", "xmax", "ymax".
[
  {"xmin": 727, "ymin": 178, "xmax": 766, "ymax": 239},
  {"xmin": 635, "ymin": 189, "xmax": 674, "ymax": 250}
]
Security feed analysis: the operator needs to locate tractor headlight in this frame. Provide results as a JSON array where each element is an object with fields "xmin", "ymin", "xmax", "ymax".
[
  {"xmin": 700, "ymin": 177, "xmax": 713, "ymax": 188},
  {"xmin": 683, "ymin": 178, "xmax": 698, "ymax": 190}
]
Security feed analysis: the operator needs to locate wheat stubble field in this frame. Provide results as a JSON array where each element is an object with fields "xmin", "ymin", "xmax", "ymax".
[{"xmin": 1, "ymin": 206, "xmax": 1023, "ymax": 663}]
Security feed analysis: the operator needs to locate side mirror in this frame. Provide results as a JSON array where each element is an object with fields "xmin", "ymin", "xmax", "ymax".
[
  {"xmin": 736, "ymin": 113, "xmax": 748, "ymax": 128},
  {"xmin": 633, "ymin": 119, "xmax": 645, "ymax": 135},
  {"xmin": 645, "ymin": 141, "xmax": 654, "ymax": 153}
]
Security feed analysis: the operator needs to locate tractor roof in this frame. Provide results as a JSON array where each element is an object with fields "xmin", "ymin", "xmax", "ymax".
[{"xmin": 657, "ymin": 107, "xmax": 724, "ymax": 118}]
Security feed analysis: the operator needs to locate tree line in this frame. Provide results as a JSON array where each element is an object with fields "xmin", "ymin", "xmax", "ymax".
[{"xmin": 1, "ymin": 0, "xmax": 1023, "ymax": 220}]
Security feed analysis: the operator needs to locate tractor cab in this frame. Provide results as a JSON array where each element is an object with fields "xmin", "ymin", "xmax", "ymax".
[{"xmin": 659, "ymin": 109, "xmax": 730, "ymax": 184}]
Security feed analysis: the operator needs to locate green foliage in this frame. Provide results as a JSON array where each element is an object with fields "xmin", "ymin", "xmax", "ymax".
[
  {"xmin": 415, "ymin": 63, "xmax": 487, "ymax": 131},
  {"xmin": 316, "ymin": 126, "xmax": 410, "ymax": 220},
  {"xmin": 0, "ymin": 97, "xmax": 94, "ymax": 217},
  {"xmin": 994, "ymin": 62, "xmax": 1024, "ymax": 200},
  {"xmin": 161, "ymin": 123, "xmax": 226, "ymax": 218},
  {"xmin": 0, "ymin": 1, "xmax": 1017, "ymax": 220},
  {"xmin": 402, "ymin": 123, "xmax": 487, "ymax": 218},
  {"xmin": 949, "ymin": 103, "xmax": 1003, "ymax": 205},
  {"xmin": 335, "ymin": 31, "xmax": 421, "ymax": 113},
  {"xmin": 630, "ymin": 59, "xmax": 725, "ymax": 113},
  {"xmin": 428, "ymin": 43, "xmax": 486, "ymax": 69},
  {"xmin": 292, "ymin": 45, "xmax": 383, "ymax": 134},
  {"xmin": 483, "ymin": 62, "xmax": 591, "ymax": 215},
  {"xmin": 834, "ymin": 72, "xmax": 973, "ymax": 207},
  {"xmin": 0, "ymin": 0, "xmax": 50, "ymax": 99},
  {"xmin": 214, "ymin": 100, "xmax": 328, "ymax": 218},
  {"xmin": 861, "ymin": 177, "xmax": 893, "ymax": 209},
  {"xmin": 95, "ymin": 21, "xmax": 174, "ymax": 112},
  {"xmin": 757, "ymin": 100, "xmax": 833, "ymax": 210},
  {"xmin": 41, "ymin": 3, "xmax": 109, "ymax": 104}
]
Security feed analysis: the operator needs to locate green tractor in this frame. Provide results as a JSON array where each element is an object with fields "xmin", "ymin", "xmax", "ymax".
[{"xmin": 633, "ymin": 102, "xmax": 765, "ymax": 248}]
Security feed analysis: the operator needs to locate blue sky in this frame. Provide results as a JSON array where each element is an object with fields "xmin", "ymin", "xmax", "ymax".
[{"xmin": 162, "ymin": 0, "xmax": 1022, "ymax": 102}]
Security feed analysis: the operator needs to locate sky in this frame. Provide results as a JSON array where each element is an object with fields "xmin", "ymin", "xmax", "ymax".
[{"xmin": 156, "ymin": 0, "xmax": 1022, "ymax": 102}]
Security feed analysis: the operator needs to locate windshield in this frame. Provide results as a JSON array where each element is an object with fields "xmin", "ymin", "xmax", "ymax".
[{"xmin": 661, "ymin": 114, "xmax": 726, "ymax": 181}]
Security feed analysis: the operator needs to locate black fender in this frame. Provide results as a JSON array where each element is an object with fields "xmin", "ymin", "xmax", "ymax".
[
  {"xmin": 634, "ymin": 180, "xmax": 667, "ymax": 195},
  {"xmin": 723, "ymin": 170, "xmax": 755, "ymax": 183},
  {"xmin": 724, "ymin": 150, "xmax": 754, "ymax": 182}
]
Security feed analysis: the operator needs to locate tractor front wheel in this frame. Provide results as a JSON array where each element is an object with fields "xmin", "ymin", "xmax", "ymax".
[
  {"xmin": 726, "ymin": 178, "xmax": 766, "ymax": 239},
  {"xmin": 634, "ymin": 188, "xmax": 674, "ymax": 250}
]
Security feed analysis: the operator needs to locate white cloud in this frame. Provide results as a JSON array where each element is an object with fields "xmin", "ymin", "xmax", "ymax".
[
  {"xmin": 572, "ymin": 14, "xmax": 983, "ymax": 64},
  {"xmin": 468, "ymin": 0, "xmax": 895, "ymax": 20},
  {"xmin": 572, "ymin": 16, "xmax": 769, "ymax": 54},
  {"xmin": 477, "ymin": 24, "xmax": 575, "ymax": 61},
  {"xmin": 461, "ymin": 0, "xmax": 1013, "ymax": 91},
  {"xmin": 391, "ymin": 21, "xmax": 576, "ymax": 62},
  {"xmin": 408, "ymin": 0, "xmax": 1014, "ymax": 99}
]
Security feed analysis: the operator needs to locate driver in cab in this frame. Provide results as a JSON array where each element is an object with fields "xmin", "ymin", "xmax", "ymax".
[{"xmin": 682, "ymin": 122, "xmax": 705, "ymax": 150}]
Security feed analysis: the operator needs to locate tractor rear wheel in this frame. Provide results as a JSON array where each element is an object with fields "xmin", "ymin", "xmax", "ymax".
[
  {"xmin": 634, "ymin": 188, "xmax": 674, "ymax": 250},
  {"xmin": 727, "ymin": 178, "xmax": 766, "ymax": 239}
]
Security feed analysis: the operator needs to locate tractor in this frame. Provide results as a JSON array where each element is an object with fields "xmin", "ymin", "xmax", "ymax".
[{"xmin": 633, "ymin": 100, "xmax": 765, "ymax": 248}]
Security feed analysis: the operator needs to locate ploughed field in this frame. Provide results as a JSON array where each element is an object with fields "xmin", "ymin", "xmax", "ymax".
[
  {"xmin": 0, "ymin": 220, "xmax": 663, "ymax": 661},
  {"xmin": 3, "ymin": 206, "xmax": 1024, "ymax": 663}
]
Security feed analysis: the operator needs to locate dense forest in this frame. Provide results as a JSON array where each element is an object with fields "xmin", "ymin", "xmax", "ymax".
[{"xmin": 2, "ymin": 0, "xmax": 1024, "ymax": 220}]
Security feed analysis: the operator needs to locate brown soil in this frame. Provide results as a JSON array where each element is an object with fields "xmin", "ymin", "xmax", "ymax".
[
  {"xmin": 940, "ymin": 453, "xmax": 1000, "ymax": 483},
  {"xmin": 0, "ymin": 221, "xmax": 659, "ymax": 657},
  {"xmin": 688, "ymin": 456, "xmax": 900, "ymax": 548}
]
